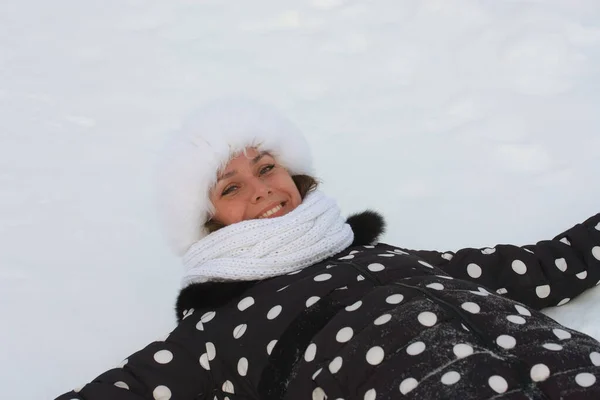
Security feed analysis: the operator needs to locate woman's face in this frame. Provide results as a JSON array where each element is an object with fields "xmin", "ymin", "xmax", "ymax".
[{"xmin": 209, "ymin": 148, "xmax": 302, "ymax": 226}]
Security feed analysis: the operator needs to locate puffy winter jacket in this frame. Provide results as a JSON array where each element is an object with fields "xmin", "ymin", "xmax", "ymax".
[{"xmin": 56, "ymin": 212, "xmax": 600, "ymax": 400}]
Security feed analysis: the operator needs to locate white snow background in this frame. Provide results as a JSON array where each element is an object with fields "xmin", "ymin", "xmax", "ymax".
[{"xmin": 1, "ymin": 0, "xmax": 599, "ymax": 398}]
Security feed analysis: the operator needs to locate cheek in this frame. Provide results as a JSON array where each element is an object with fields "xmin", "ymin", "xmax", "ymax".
[{"xmin": 211, "ymin": 196, "xmax": 247, "ymax": 225}]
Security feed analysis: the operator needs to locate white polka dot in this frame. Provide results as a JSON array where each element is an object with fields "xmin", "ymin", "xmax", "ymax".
[
  {"xmin": 393, "ymin": 249, "xmax": 408, "ymax": 254},
  {"xmin": 305, "ymin": 343, "xmax": 317, "ymax": 362},
  {"xmin": 267, "ymin": 340, "xmax": 277, "ymax": 355},
  {"xmin": 206, "ymin": 342, "xmax": 216, "ymax": 360},
  {"xmin": 597, "ymin": 280, "xmax": 600, "ymax": 286},
  {"xmin": 364, "ymin": 245, "xmax": 375, "ymax": 248},
  {"xmin": 590, "ymin": 352, "xmax": 600, "ymax": 366},
  {"xmin": 312, "ymin": 368, "xmax": 322, "ymax": 379},
  {"xmin": 288, "ymin": 269, "xmax": 303, "ymax": 275},
  {"xmin": 399, "ymin": 377, "xmax": 418, "ymax": 394},
  {"xmin": 442, "ymin": 253, "xmax": 454, "ymax": 260},
  {"xmin": 201, "ymin": 311, "xmax": 216, "ymax": 323},
  {"xmin": 306, "ymin": 296, "xmax": 320, "ymax": 307},
  {"xmin": 542, "ymin": 343, "xmax": 563, "ymax": 351},
  {"xmin": 182, "ymin": 308, "xmax": 194, "ymax": 319},
  {"xmin": 378, "ymin": 253, "xmax": 395, "ymax": 257},
  {"xmin": 314, "ymin": 273, "xmax": 332, "ymax": 282},
  {"xmin": 426, "ymin": 283, "xmax": 444, "ymax": 290},
  {"xmin": 238, "ymin": 357, "xmax": 248, "ymax": 376},
  {"xmin": 453, "ymin": 343, "xmax": 474, "ymax": 358},
  {"xmin": 557, "ymin": 298, "xmax": 571, "ymax": 306},
  {"xmin": 118, "ymin": 359, "xmax": 128, "ymax": 368},
  {"xmin": 514, "ymin": 304, "xmax": 531, "ymax": 316},
  {"xmin": 418, "ymin": 312, "xmax": 437, "ymax": 327},
  {"xmin": 596, "ymin": 222, "xmax": 600, "ymax": 231},
  {"xmin": 470, "ymin": 287, "xmax": 489, "ymax": 296},
  {"xmin": 461, "ymin": 302, "xmax": 480, "ymax": 314},
  {"xmin": 467, "ymin": 263, "xmax": 482, "ymax": 278},
  {"xmin": 153, "ymin": 385, "xmax": 172, "ymax": 400},
  {"xmin": 74, "ymin": 385, "xmax": 83, "ymax": 393},
  {"xmin": 553, "ymin": 328, "xmax": 572, "ymax": 340},
  {"xmin": 577, "ymin": 271, "xmax": 588, "ymax": 280},
  {"xmin": 199, "ymin": 353, "xmax": 210, "ymax": 370},
  {"xmin": 237, "ymin": 297, "xmax": 254, "ymax": 311},
  {"xmin": 536, "ymin": 285, "xmax": 551, "ymax": 299},
  {"xmin": 488, "ymin": 375, "xmax": 508, "ymax": 394},
  {"xmin": 461, "ymin": 323, "xmax": 470, "ymax": 331},
  {"xmin": 339, "ymin": 255, "xmax": 355, "ymax": 260},
  {"xmin": 366, "ymin": 346, "xmax": 385, "ymax": 365},
  {"xmin": 312, "ymin": 387, "xmax": 326, "ymax": 400},
  {"xmin": 386, "ymin": 294, "xmax": 404, "ymax": 304},
  {"xmin": 406, "ymin": 341, "xmax": 426, "ymax": 356},
  {"xmin": 233, "ymin": 324, "xmax": 247, "ymax": 339},
  {"xmin": 524, "ymin": 248, "xmax": 534, "ymax": 254},
  {"xmin": 418, "ymin": 260, "xmax": 434, "ymax": 268},
  {"xmin": 555, "ymin": 258, "xmax": 567, "ymax": 272},
  {"xmin": 374, "ymin": 314, "xmax": 392, "ymax": 325},
  {"xmin": 222, "ymin": 380, "xmax": 234, "ymax": 394},
  {"xmin": 437, "ymin": 275, "xmax": 453, "ymax": 279},
  {"xmin": 560, "ymin": 237, "xmax": 571, "ymax": 245},
  {"xmin": 482, "ymin": 248, "xmax": 496, "ymax": 255},
  {"xmin": 511, "ymin": 260, "xmax": 527, "ymax": 275},
  {"xmin": 364, "ymin": 389, "xmax": 376, "ymax": 400},
  {"xmin": 277, "ymin": 285, "xmax": 289, "ymax": 292},
  {"xmin": 592, "ymin": 246, "xmax": 600, "ymax": 261},
  {"xmin": 368, "ymin": 263, "xmax": 385, "ymax": 272},
  {"xmin": 441, "ymin": 371, "xmax": 461, "ymax": 385},
  {"xmin": 496, "ymin": 335, "xmax": 516, "ymax": 349},
  {"xmin": 195, "ymin": 321, "xmax": 204, "ymax": 331},
  {"xmin": 114, "ymin": 381, "xmax": 129, "ymax": 390},
  {"xmin": 507, "ymin": 315, "xmax": 526, "ymax": 324},
  {"xmin": 154, "ymin": 350, "xmax": 173, "ymax": 364},
  {"xmin": 345, "ymin": 300, "xmax": 362, "ymax": 312},
  {"xmin": 530, "ymin": 364, "xmax": 550, "ymax": 382},
  {"xmin": 336, "ymin": 327, "xmax": 354, "ymax": 343},
  {"xmin": 497, "ymin": 288, "xmax": 508, "ymax": 295},
  {"xmin": 357, "ymin": 274, "xmax": 366, "ymax": 281},
  {"xmin": 575, "ymin": 372, "xmax": 596, "ymax": 387},
  {"xmin": 267, "ymin": 305, "xmax": 282, "ymax": 320},
  {"xmin": 329, "ymin": 356, "xmax": 343, "ymax": 374}
]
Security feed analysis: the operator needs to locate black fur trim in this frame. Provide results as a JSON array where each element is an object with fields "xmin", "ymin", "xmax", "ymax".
[
  {"xmin": 346, "ymin": 210, "xmax": 386, "ymax": 246},
  {"xmin": 175, "ymin": 281, "xmax": 256, "ymax": 321}
]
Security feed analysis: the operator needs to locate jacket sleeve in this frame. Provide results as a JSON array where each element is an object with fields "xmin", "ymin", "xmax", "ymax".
[
  {"xmin": 54, "ymin": 312, "xmax": 213, "ymax": 400},
  {"xmin": 405, "ymin": 213, "xmax": 600, "ymax": 310}
]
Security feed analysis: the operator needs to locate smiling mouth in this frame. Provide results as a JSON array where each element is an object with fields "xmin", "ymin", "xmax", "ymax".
[{"xmin": 258, "ymin": 202, "xmax": 286, "ymax": 219}]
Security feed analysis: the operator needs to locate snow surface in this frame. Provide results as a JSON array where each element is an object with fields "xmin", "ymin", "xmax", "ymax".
[{"xmin": 1, "ymin": 0, "xmax": 599, "ymax": 398}]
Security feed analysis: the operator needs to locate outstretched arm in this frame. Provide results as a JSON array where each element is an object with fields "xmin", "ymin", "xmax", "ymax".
[
  {"xmin": 405, "ymin": 213, "xmax": 600, "ymax": 310},
  {"xmin": 55, "ymin": 313, "xmax": 212, "ymax": 399}
]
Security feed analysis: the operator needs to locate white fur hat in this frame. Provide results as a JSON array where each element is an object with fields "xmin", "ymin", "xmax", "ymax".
[{"xmin": 155, "ymin": 99, "xmax": 315, "ymax": 256}]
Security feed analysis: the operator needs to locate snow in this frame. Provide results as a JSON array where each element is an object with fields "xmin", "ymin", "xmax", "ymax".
[{"xmin": 0, "ymin": 0, "xmax": 599, "ymax": 398}]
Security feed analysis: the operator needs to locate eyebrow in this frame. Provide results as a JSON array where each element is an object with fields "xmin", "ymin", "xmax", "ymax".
[{"xmin": 217, "ymin": 151, "xmax": 271, "ymax": 182}]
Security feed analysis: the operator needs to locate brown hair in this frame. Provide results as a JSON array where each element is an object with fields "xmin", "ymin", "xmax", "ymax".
[{"xmin": 204, "ymin": 174, "xmax": 320, "ymax": 234}]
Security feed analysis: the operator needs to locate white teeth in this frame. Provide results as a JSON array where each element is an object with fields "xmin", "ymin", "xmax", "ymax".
[{"xmin": 260, "ymin": 204, "xmax": 282, "ymax": 219}]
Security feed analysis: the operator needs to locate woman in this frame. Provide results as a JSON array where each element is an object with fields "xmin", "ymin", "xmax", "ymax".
[{"xmin": 56, "ymin": 100, "xmax": 600, "ymax": 400}]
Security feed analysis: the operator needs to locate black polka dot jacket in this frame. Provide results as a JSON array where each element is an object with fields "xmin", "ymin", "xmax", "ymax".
[{"xmin": 56, "ymin": 212, "xmax": 600, "ymax": 400}]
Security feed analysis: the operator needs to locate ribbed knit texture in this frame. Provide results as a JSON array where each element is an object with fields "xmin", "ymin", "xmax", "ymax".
[{"xmin": 182, "ymin": 191, "xmax": 354, "ymax": 287}]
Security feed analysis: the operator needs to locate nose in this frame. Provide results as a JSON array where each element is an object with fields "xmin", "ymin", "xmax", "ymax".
[{"xmin": 250, "ymin": 178, "xmax": 272, "ymax": 202}]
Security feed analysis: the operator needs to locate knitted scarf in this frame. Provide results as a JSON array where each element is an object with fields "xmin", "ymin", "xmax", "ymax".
[{"xmin": 182, "ymin": 191, "xmax": 354, "ymax": 287}]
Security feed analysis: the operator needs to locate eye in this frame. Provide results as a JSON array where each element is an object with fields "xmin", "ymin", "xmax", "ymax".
[
  {"xmin": 221, "ymin": 185, "xmax": 238, "ymax": 196},
  {"xmin": 260, "ymin": 164, "xmax": 275, "ymax": 175}
]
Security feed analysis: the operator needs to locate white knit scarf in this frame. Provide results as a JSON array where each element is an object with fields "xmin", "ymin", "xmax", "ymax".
[{"xmin": 182, "ymin": 191, "xmax": 354, "ymax": 287}]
